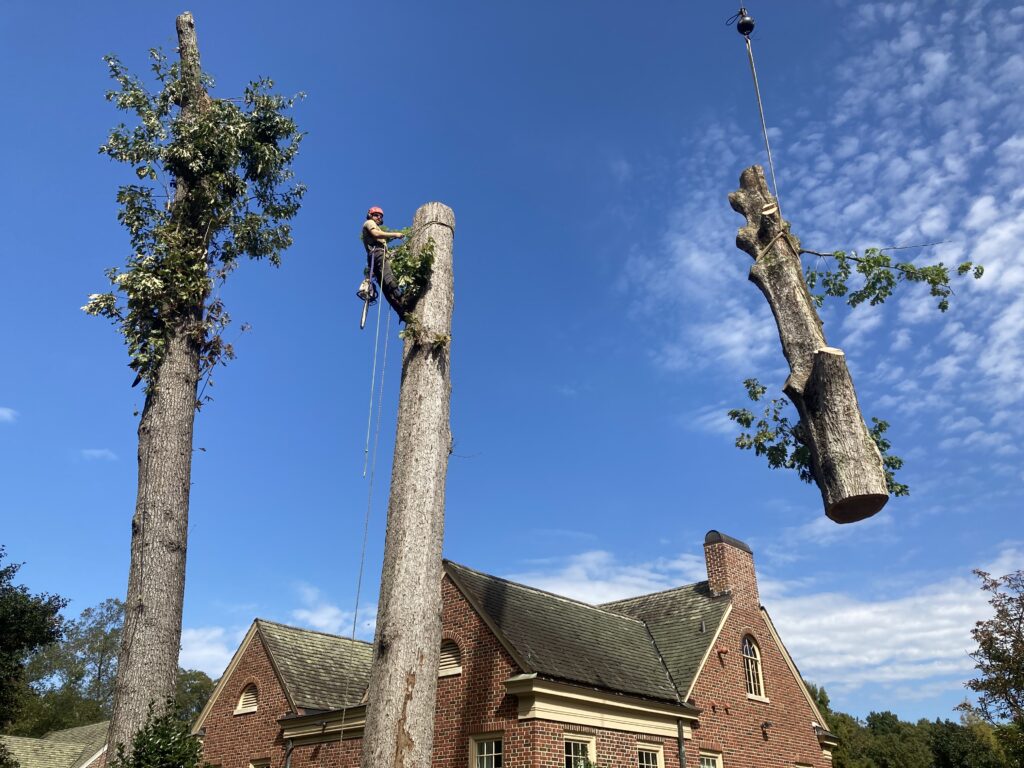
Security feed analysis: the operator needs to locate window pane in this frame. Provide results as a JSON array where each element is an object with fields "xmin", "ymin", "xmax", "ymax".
[
  {"xmin": 564, "ymin": 740, "xmax": 589, "ymax": 768},
  {"xmin": 638, "ymin": 749, "xmax": 658, "ymax": 768},
  {"xmin": 475, "ymin": 739, "xmax": 502, "ymax": 768}
]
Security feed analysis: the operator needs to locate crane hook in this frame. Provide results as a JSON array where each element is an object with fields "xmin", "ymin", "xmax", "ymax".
[{"xmin": 726, "ymin": 7, "xmax": 756, "ymax": 37}]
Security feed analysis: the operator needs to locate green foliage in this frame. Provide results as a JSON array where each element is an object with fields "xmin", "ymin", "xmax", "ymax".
[
  {"xmin": 962, "ymin": 569, "xmax": 1024, "ymax": 729},
  {"xmin": 0, "ymin": 547, "xmax": 66, "ymax": 730},
  {"xmin": 8, "ymin": 596, "xmax": 213, "ymax": 736},
  {"xmin": 173, "ymin": 669, "xmax": 215, "ymax": 726},
  {"xmin": 803, "ymin": 247, "xmax": 983, "ymax": 312},
  {"xmin": 108, "ymin": 702, "xmax": 206, "ymax": 768},
  {"xmin": 9, "ymin": 599, "xmax": 122, "ymax": 736},
  {"xmin": 0, "ymin": 742, "xmax": 18, "ymax": 768},
  {"xmin": 84, "ymin": 48, "xmax": 305, "ymax": 392},
  {"xmin": 388, "ymin": 229, "xmax": 436, "ymax": 302},
  {"xmin": 727, "ymin": 379, "xmax": 909, "ymax": 496},
  {"xmin": 931, "ymin": 716, "xmax": 1008, "ymax": 768}
]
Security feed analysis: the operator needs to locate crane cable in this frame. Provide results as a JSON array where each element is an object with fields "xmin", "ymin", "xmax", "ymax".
[{"xmin": 728, "ymin": 7, "xmax": 783, "ymax": 216}]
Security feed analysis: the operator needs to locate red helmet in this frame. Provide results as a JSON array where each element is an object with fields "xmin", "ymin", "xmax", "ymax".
[{"xmin": 367, "ymin": 206, "xmax": 384, "ymax": 216}]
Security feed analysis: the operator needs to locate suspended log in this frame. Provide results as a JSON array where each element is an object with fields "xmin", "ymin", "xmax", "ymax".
[{"xmin": 729, "ymin": 165, "xmax": 887, "ymax": 523}]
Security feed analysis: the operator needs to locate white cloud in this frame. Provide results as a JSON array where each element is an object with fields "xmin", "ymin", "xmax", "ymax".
[
  {"xmin": 510, "ymin": 550, "xmax": 707, "ymax": 605},
  {"xmin": 0, "ymin": 407, "xmax": 16, "ymax": 423},
  {"xmin": 80, "ymin": 448, "xmax": 117, "ymax": 461},
  {"xmin": 510, "ymin": 543, "xmax": 1024, "ymax": 707},
  {"xmin": 291, "ymin": 582, "xmax": 376, "ymax": 640},
  {"xmin": 180, "ymin": 626, "xmax": 241, "ymax": 678},
  {"xmin": 770, "ymin": 545, "xmax": 1024, "ymax": 700}
]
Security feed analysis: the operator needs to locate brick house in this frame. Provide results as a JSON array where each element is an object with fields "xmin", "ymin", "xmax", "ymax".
[{"xmin": 193, "ymin": 531, "xmax": 838, "ymax": 768}]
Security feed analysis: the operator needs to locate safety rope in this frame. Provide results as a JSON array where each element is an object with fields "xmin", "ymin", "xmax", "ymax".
[
  {"xmin": 342, "ymin": 247, "xmax": 394, "ymax": 740},
  {"xmin": 362, "ymin": 247, "xmax": 389, "ymax": 477}
]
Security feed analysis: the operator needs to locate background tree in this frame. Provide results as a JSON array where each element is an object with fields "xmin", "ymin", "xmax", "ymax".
[
  {"xmin": 8, "ymin": 598, "xmax": 214, "ymax": 736},
  {"xmin": 931, "ymin": 715, "xmax": 1008, "ymax": 768},
  {"xmin": 83, "ymin": 12, "xmax": 303, "ymax": 752},
  {"xmin": 173, "ymin": 669, "xmax": 215, "ymax": 726},
  {"xmin": 962, "ymin": 568, "xmax": 1024, "ymax": 760},
  {"xmin": 0, "ymin": 547, "xmax": 66, "ymax": 768},
  {"xmin": 0, "ymin": 547, "xmax": 66, "ymax": 732}
]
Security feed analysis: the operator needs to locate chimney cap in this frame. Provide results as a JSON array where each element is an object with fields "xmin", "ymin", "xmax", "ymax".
[{"xmin": 704, "ymin": 530, "xmax": 753, "ymax": 554}]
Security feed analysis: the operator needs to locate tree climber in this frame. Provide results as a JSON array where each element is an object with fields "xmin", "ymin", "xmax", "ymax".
[{"xmin": 358, "ymin": 206, "xmax": 405, "ymax": 304}]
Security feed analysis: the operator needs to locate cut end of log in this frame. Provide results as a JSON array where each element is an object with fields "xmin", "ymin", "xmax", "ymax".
[{"xmin": 826, "ymin": 493, "xmax": 889, "ymax": 524}]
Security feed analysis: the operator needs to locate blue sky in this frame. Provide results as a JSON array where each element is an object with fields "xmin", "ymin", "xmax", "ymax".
[{"xmin": 2, "ymin": 0, "xmax": 1022, "ymax": 723}]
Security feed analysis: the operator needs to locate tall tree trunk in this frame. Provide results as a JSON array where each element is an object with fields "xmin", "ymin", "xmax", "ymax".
[
  {"xmin": 107, "ymin": 12, "xmax": 210, "ymax": 753},
  {"xmin": 360, "ymin": 202, "xmax": 455, "ymax": 768},
  {"xmin": 729, "ymin": 165, "xmax": 888, "ymax": 524}
]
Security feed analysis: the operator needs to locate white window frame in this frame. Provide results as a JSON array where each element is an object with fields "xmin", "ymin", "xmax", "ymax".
[
  {"xmin": 234, "ymin": 684, "xmax": 258, "ymax": 714},
  {"xmin": 742, "ymin": 636, "xmax": 768, "ymax": 702},
  {"xmin": 469, "ymin": 733, "xmax": 503, "ymax": 768},
  {"xmin": 564, "ymin": 734, "xmax": 596, "ymax": 768},
  {"xmin": 698, "ymin": 752, "xmax": 723, "ymax": 768},
  {"xmin": 248, "ymin": 760, "xmax": 270, "ymax": 768},
  {"xmin": 637, "ymin": 742, "xmax": 663, "ymax": 768}
]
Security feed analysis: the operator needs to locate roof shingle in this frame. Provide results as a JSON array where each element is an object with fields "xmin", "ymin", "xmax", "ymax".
[
  {"xmin": 257, "ymin": 619, "xmax": 372, "ymax": 712},
  {"xmin": 601, "ymin": 581, "xmax": 730, "ymax": 696},
  {"xmin": 444, "ymin": 561, "xmax": 681, "ymax": 703}
]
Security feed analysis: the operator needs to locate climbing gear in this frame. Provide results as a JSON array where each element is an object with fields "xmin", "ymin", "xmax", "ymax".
[
  {"xmin": 728, "ymin": 6, "xmax": 783, "ymax": 215},
  {"xmin": 357, "ymin": 278, "xmax": 377, "ymax": 329},
  {"xmin": 367, "ymin": 206, "xmax": 384, "ymax": 216}
]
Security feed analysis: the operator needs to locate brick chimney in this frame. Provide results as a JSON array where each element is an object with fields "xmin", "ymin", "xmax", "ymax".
[{"xmin": 704, "ymin": 530, "xmax": 760, "ymax": 607}]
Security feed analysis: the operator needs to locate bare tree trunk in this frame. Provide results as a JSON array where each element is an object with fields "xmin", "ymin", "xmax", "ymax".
[
  {"xmin": 107, "ymin": 12, "xmax": 210, "ymax": 753},
  {"xmin": 729, "ymin": 165, "xmax": 888, "ymax": 524},
  {"xmin": 360, "ymin": 202, "xmax": 455, "ymax": 768}
]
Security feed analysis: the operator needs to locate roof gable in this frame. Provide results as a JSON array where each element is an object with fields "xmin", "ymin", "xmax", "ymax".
[
  {"xmin": 601, "ymin": 581, "xmax": 731, "ymax": 696},
  {"xmin": 444, "ymin": 561, "xmax": 680, "ymax": 703},
  {"xmin": 257, "ymin": 619, "xmax": 372, "ymax": 712}
]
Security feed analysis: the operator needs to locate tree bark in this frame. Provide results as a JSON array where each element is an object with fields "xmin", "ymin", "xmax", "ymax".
[
  {"xmin": 729, "ymin": 165, "xmax": 888, "ymax": 524},
  {"xmin": 106, "ymin": 12, "xmax": 210, "ymax": 753},
  {"xmin": 360, "ymin": 202, "xmax": 455, "ymax": 768}
]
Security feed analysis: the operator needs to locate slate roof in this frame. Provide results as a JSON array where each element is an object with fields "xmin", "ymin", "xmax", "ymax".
[
  {"xmin": 602, "ymin": 582, "xmax": 731, "ymax": 696},
  {"xmin": 257, "ymin": 619, "xmax": 372, "ymax": 712},
  {"xmin": 1, "ymin": 722, "xmax": 108, "ymax": 768},
  {"xmin": 443, "ymin": 561, "xmax": 682, "ymax": 703}
]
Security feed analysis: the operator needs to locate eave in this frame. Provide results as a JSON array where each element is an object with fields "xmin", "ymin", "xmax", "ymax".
[{"xmin": 505, "ymin": 674, "xmax": 700, "ymax": 740}]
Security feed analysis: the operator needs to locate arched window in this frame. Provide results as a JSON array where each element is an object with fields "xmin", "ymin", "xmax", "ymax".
[
  {"xmin": 439, "ymin": 639, "xmax": 462, "ymax": 676},
  {"xmin": 235, "ymin": 683, "xmax": 258, "ymax": 714},
  {"xmin": 742, "ymin": 636, "xmax": 765, "ymax": 698}
]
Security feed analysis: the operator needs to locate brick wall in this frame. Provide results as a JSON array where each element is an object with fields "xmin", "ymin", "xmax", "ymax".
[
  {"xmin": 200, "ymin": 630, "xmax": 290, "ymax": 768},
  {"xmin": 688, "ymin": 540, "xmax": 826, "ymax": 767},
  {"xmin": 200, "ymin": 561, "xmax": 823, "ymax": 768},
  {"xmin": 704, "ymin": 535, "xmax": 759, "ymax": 608},
  {"xmin": 201, "ymin": 578, "xmax": 687, "ymax": 768}
]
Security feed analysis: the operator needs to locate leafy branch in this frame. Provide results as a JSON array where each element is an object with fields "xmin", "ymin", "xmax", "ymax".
[
  {"xmin": 728, "ymin": 379, "xmax": 909, "ymax": 496},
  {"xmin": 83, "ymin": 48, "xmax": 305, "ymax": 393},
  {"xmin": 388, "ymin": 228, "xmax": 436, "ymax": 302},
  {"xmin": 801, "ymin": 246, "xmax": 983, "ymax": 312}
]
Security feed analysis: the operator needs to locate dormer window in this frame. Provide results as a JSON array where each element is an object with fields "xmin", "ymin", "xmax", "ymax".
[
  {"xmin": 439, "ymin": 639, "xmax": 462, "ymax": 676},
  {"xmin": 235, "ymin": 683, "xmax": 258, "ymax": 714},
  {"xmin": 742, "ymin": 636, "xmax": 766, "ymax": 700}
]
